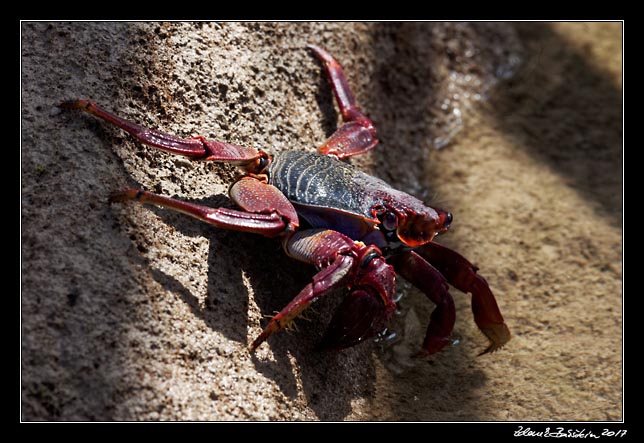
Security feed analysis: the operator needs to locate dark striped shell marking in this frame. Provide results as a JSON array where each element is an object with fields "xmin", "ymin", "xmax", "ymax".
[{"xmin": 268, "ymin": 150, "xmax": 386, "ymax": 223}]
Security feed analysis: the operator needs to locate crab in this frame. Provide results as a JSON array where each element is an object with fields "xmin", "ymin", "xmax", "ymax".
[{"xmin": 59, "ymin": 44, "xmax": 510, "ymax": 357}]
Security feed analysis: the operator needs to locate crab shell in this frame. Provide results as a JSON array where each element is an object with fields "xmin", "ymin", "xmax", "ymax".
[{"xmin": 267, "ymin": 150, "xmax": 452, "ymax": 250}]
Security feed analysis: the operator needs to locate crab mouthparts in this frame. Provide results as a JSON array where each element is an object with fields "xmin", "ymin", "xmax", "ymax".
[{"xmin": 396, "ymin": 219, "xmax": 438, "ymax": 247}]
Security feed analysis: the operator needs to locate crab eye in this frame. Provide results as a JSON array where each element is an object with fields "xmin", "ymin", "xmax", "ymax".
[
  {"xmin": 257, "ymin": 155, "xmax": 269, "ymax": 172},
  {"xmin": 381, "ymin": 211, "xmax": 398, "ymax": 231}
]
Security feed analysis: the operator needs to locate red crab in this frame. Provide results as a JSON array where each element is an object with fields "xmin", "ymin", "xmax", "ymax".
[{"xmin": 59, "ymin": 45, "xmax": 510, "ymax": 357}]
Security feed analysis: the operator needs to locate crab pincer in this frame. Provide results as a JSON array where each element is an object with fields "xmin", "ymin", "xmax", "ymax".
[{"xmin": 413, "ymin": 242, "xmax": 511, "ymax": 355}]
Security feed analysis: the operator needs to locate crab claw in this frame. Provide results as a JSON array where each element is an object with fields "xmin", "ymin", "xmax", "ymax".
[
  {"xmin": 389, "ymin": 250, "xmax": 456, "ymax": 357},
  {"xmin": 470, "ymin": 273, "xmax": 512, "ymax": 355},
  {"xmin": 321, "ymin": 254, "xmax": 397, "ymax": 351},
  {"xmin": 414, "ymin": 242, "xmax": 511, "ymax": 355},
  {"xmin": 478, "ymin": 322, "xmax": 512, "ymax": 355}
]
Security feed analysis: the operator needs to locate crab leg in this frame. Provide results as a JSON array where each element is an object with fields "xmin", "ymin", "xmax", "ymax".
[
  {"xmin": 415, "ymin": 242, "xmax": 511, "ymax": 355},
  {"xmin": 389, "ymin": 251, "xmax": 456, "ymax": 356},
  {"xmin": 308, "ymin": 45, "xmax": 378, "ymax": 159},
  {"xmin": 250, "ymin": 253, "xmax": 355, "ymax": 351},
  {"xmin": 251, "ymin": 229, "xmax": 396, "ymax": 351},
  {"xmin": 58, "ymin": 100, "xmax": 262, "ymax": 165},
  {"xmin": 111, "ymin": 178, "xmax": 299, "ymax": 238}
]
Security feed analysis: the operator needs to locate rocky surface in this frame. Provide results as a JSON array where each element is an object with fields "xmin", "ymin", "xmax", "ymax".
[{"xmin": 21, "ymin": 22, "xmax": 622, "ymax": 421}]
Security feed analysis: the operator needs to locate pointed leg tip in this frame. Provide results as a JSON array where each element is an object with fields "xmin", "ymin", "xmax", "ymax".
[
  {"xmin": 416, "ymin": 337, "xmax": 451, "ymax": 359},
  {"xmin": 250, "ymin": 335, "xmax": 267, "ymax": 353},
  {"xmin": 57, "ymin": 99, "xmax": 89, "ymax": 110},
  {"xmin": 306, "ymin": 43, "xmax": 322, "ymax": 52},
  {"xmin": 108, "ymin": 189, "xmax": 143, "ymax": 203},
  {"xmin": 414, "ymin": 339, "xmax": 454, "ymax": 359},
  {"xmin": 57, "ymin": 100, "xmax": 76, "ymax": 110},
  {"xmin": 250, "ymin": 321, "xmax": 281, "ymax": 353},
  {"xmin": 108, "ymin": 191, "xmax": 126, "ymax": 203},
  {"xmin": 306, "ymin": 44, "xmax": 334, "ymax": 63},
  {"xmin": 248, "ymin": 340, "xmax": 261, "ymax": 353}
]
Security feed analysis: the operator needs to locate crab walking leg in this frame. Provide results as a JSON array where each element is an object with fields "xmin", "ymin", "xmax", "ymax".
[
  {"xmin": 416, "ymin": 242, "xmax": 511, "ymax": 355},
  {"xmin": 307, "ymin": 45, "xmax": 360, "ymax": 121},
  {"xmin": 251, "ymin": 229, "xmax": 396, "ymax": 351},
  {"xmin": 389, "ymin": 251, "xmax": 456, "ymax": 356},
  {"xmin": 110, "ymin": 187, "xmax": 292, "ymax": 238},
  {"xmin": 251, "ymin": 229, "xmax": 357, "ymax": 350},
  {"xmin": 250, "ymin": 253, "xmax": 355, "ymax": 351},
  {"xmin": 308, "ymin": 45, "xmax": 378, "ymax": 159},
  {"xmin": 58, "ymin": 100, "xmax": 262, "ymax": 165}
]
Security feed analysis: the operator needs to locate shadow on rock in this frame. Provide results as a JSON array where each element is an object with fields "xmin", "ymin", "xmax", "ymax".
[{"xmin": 146, "ymin": 194, "xmax": 373, "ymax": 420}]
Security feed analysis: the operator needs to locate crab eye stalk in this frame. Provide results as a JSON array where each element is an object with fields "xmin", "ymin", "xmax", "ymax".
[
  {"xmin": 380, "ymin": 211, "xmax": 398, "ymax": 232},
  {"xmin": 256, "ymin": 154, "xmax": 270, "ymax": 173},
  {"xmin": 437, "ymin": 210, "xmax": 453, "ymax": 232}
]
